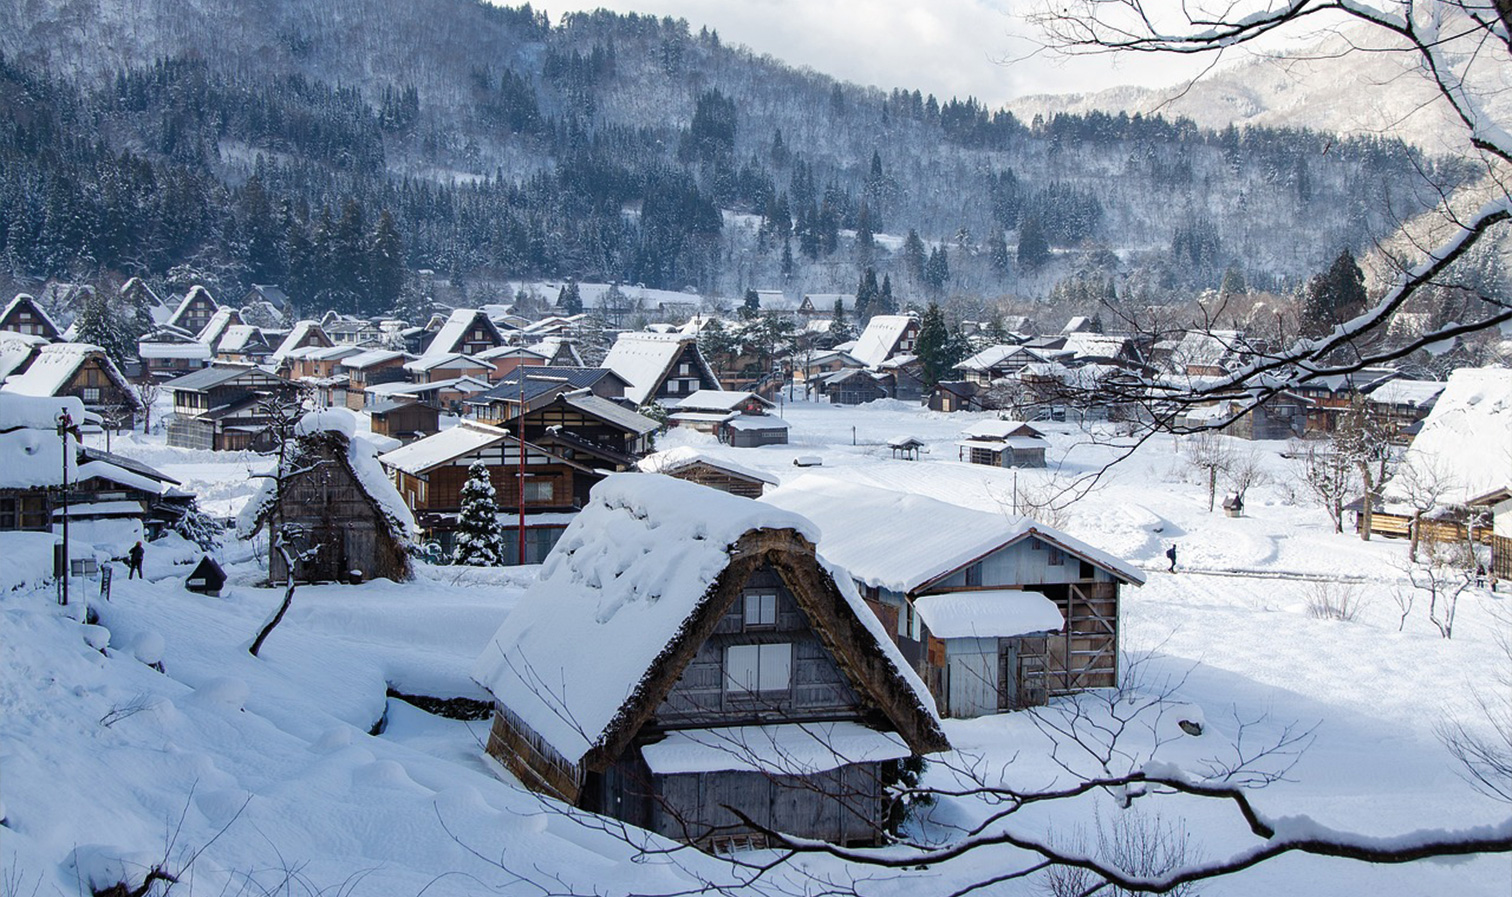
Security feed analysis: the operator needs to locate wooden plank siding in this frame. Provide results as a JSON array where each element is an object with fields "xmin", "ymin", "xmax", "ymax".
[{"xmin": 653, "ymin": 565, "xmax": 864, "ymax": 727}]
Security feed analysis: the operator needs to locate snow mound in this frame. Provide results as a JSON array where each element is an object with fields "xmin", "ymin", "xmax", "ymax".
[
  {"xmin": 65, "ymin": 845, "xmax": 162, "ymax": 894},
  {"xmin": 295, "ymin": 408, "xmax": 357, "ymax": 438}
]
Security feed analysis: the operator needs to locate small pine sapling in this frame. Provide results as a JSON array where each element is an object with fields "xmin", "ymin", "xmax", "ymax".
[{"xmin": 452, "ymin": 461, "xmax": 506, "ymax": 566}]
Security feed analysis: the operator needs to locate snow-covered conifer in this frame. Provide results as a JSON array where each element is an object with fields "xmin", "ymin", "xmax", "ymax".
[{"xmin": 452, "ymin": 461, "xmax": 505, "ymax": 566}]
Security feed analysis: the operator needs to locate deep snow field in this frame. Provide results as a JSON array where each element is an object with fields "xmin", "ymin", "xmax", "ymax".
[{"xmin": 1, "ymin": 397, "xmax": 1507, "ymax": 897}]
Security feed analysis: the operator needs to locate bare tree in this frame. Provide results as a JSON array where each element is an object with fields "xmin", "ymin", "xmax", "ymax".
[
  {"xmin": 1403, "ymin": 530, "xmax": 1478, "ymax": 638},
  {"xmin": 135, "ymin": 380, "xmax": 161, "ymax": 435},
  {"xmin": 1294, "ymin": 440, "xmax": 1357, "ymax": 533},
  {"xmin": 1333, "ymin": 397, "xmax": 1395, "ymax": 540},
  {"xmin": 1223, "ymin": 446, "xmax": 1268, "ymax": 511},
  {"xmin": 1393, "ymin": 457, "xmax": 1457, "ymax": 562},
  {"xmin": 243, "ymin": 388, "xmax": 316, "ymax": 658},
  {"xmin": 1183, "ymin": 431, "xmax": 1233, "ymax": 512}
]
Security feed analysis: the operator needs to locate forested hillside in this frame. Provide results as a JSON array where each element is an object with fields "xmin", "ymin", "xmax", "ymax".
[{"xmin": 0, "ymin": 0, "xmax": 1468, "ymax": 313}]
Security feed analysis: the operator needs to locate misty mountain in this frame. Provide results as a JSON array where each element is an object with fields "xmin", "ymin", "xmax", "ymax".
[{"xmin": 0, "ymin": 0, "xmax": 1470, "ymax": 311}]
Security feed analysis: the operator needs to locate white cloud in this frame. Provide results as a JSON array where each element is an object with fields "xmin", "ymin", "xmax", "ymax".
[{"xmin": 532, "ymin": 0, "xmax": 1208, "ymax": 105}]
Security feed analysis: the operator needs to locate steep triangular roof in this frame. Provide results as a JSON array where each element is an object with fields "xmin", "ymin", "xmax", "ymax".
[
  {"xmin": 472, "ymin": 474, "xmax": 947, "ymax": 771},
  {"xmin": 601, "ymin": 333, "xmax": 717, "ymax": 405}
]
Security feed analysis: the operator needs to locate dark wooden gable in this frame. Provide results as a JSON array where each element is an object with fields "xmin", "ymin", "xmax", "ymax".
[
  {"xmin": 653, "ymin": 561, "xmax": 865, "ymax": 729},
  {"xmin": 653, "ymin": 341, "xmax": 720, "ymax": 401},
  {"xmin": 0, "ymin": 295, "xmax": 60, "ymax": 340}
]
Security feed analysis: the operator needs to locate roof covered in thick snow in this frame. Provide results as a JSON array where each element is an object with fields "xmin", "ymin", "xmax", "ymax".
[
  {"xmin": 2, "ymin": 343, "xmax": 138, "ymax": 407},
  {"xmin": 913, "ymin": 590, "xmax": 1065, "ymax": 638},
  {"xmin": 672, "ymin": 389, "xmax": 774, "ymax": 412},
  {"xmin": 423, "ymin": 309, "xmax": 499, "ymax": 359},
  {"xmin": 472, "ymin": 474, "xmax": 941, "ymax": 766},
  {"xmin": 270, "ymin": 321, "xmax": 329, "ymax": 363},
  {"xmin": 377, "ymin": 421, "xmax": 510, "ymax": 475},
  {"xmin": 600, "ymin": 333, "xmax": 708, "ymax": 405},
  {"xmin": 0, "ymin": 393, "xmax": 84, "ymax": 488},
  {"xmin": 637, "ymin": 446, "xmax": 779, "ymax": 485},
  {"xmin": 762, "ymin": 475, "xmax": 1144, "ymax": 593},
  {"xmin": 1387, "ymin": 367, "xmax": 1512, "ymax": 505},
  {"xmin": 850, "ymin": 315, "xmax": 916, "ymax": 368}
]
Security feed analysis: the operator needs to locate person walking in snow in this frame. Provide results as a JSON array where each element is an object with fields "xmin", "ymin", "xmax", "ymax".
[
  {"xmin": 127, "ymin": 541, "xmax": 145, "ymax": 579},
  {"xmin": 1166, "ymin": 543, "xmax": 1177, "ymax": 573}
]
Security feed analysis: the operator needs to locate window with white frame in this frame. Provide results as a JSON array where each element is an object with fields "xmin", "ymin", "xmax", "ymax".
[
  {"xmin": 523, "ymin": 479, "xmax": 554, "ymax": 502},
  {"xmin": 724, "ymin": 643, "xmax": 791, "ymax": 695},
  {"xmin": 743, "ymin": 589, "xmax": 778, "ymax": 628},
  {"xmin": 82, "ymin": 387, "xmax": 101, "ymax": 403}
]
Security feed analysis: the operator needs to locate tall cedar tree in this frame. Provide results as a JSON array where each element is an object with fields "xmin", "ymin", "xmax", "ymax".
[
  {"xmin": 452, "ymin": 461, "xmax": 506, "ymax": 566},
  {"xmin": 915, "ymin": 302, "xmax": 955, "ymax": 387},
  {"xmin": 1304, "ymin": 249, "xmax": 1367, "ymax": 336}
]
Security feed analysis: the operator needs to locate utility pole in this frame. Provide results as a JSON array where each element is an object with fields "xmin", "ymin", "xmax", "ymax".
[
  {"xmin": 517, "ymin": 371, "xmax": 527, "ymax": 566},
  {"xmin": 56, "ymin": 408, "xmax": 73, "ymax": 606}
]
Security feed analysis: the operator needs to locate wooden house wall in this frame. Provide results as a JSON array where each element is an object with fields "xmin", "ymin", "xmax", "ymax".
[
  {"xmin": 269, "ymin": 440, "xmax": 409, "ymax": 583},
  {"xmin": 63, "ymin": 358, "xmax": 137, "ymax": 418},
  {"xmin": 653, "ymin": 343, "xmax": 719, "ymax": 402},
  {"xmin": 1, "ymin": 298, "xmax": 59, "ymax": 338},
  {"xmin": 665, "ymin": 463, "xmax": 767, "ymax": 498},
  {"xmin": 924, "ymin": 538, "xmax": 1119, "ymax": 700},
  {"xmin": 932, "ymin": 536, "xmax": 1112, "ymax": 589},
  {"xmin": 371, "ymin": 405, "xmax": 439, "ymax": 438},
  {"xmin": 652, "ymin": 564, "xmax": 865, "ymax": 728},
  {"xmin": 649, "ymin": 762, "xmax": 886, "ymax": 849}
]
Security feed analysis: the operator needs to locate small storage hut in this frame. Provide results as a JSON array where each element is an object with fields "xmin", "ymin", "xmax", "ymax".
[{"xmin": 238, "ymin": 410, "xmax": 415, "ymax": 584}]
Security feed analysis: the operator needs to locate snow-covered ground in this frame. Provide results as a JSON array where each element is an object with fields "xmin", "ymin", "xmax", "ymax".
[{"xmin": 2, "ymin": 398, "xmax": 1507, "ymax": 896}]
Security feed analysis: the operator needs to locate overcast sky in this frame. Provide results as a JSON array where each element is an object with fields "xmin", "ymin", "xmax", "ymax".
[{"xmin": 531, "ymin": 0, "xmax": 1212, "ymax": 106}]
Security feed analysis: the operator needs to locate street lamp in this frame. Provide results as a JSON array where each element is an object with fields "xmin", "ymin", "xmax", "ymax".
[{"xmin": 56, "ymin": 407, "xmax": 74, "ymax": 606}]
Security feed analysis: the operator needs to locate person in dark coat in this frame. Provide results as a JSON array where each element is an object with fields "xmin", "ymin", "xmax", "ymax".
[
  {"xmin": 127, "ymin": 541, "xmax": 145, "ymax": 579},
  {"xmin": 1166, "ymin": 543, "xmax": 1177, "ymax": 573}
]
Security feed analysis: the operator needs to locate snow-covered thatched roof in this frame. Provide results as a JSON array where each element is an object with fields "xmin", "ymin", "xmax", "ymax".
[
  {"xmin": 2, "ymin": 343, "xmax": 139, "ymax": 408},
  {"xmin": 850, "ymin": 315, "xmax": 915, "ymax": 368},
  {"xmin": 1386, "ymin": 367, "xmax": 1512, "ymax": 506},
  {"xmin": 600, "ymin": 333, "xmax": 710, "ymax": 405},
  {"xmin": 472, "ymin": 474, "xmax": 945, "ymax": 767}
]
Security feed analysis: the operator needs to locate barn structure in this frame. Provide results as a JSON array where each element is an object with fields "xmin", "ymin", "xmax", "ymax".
[
  {"xmin": 473, "ymin": 475, "xmax": 949, "ymax": 851},
  {"xmin": 239, "ymin": 410, "xmax": 415, "ymax": 584},
  {"xmin": 763, "ymin": 476, "xmax": 1143, "ymax": 718}
]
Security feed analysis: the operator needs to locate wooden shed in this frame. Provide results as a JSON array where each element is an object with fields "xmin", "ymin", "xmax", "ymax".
[
  {"xmin": 638, "ymin": 447, "xmax": 778, "ymax": 498},
  {"xmin": 238, "ymin": 412, "xmax": 415, "ymax": 584},
  {"xmin": 184, "ymin": 555, "xmax": 227, "ymax": 596},
  {"xmin": 473, "ymin": 475, "xmax": 948, "ymax": 852},
  {"xmin": 763, "ymin": 476, "xmax": 1144, "ymax": 718}
]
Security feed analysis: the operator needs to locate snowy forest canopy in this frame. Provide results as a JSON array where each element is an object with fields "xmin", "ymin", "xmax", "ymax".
[{"xmin": 0, "ymin": 1, "xmax": 1469, "ymax": 312}]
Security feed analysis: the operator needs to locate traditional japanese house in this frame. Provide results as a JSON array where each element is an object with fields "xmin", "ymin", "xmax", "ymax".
[
  {"xmin": 339, "ymin": 349, "xmax": 411, "ymax": 409},
  {"xmin": 476, "ymin": 345, "xmax": 549, "ymax": 381},
  {"xmin": 165, "ymin": 286, "xmax": 219, "ymax": 335},
  {"xmin": 763, "ymin": 477, "xmax": 1144, "ymax": 718},
  {"xmin": 526, "ymin": 337, "xmax": 584, "ymax": 367},
  {"xmin": 195, "ymin": 307, "xmax": 243, "ymax": 350},
  {"xmin": 815, "ymin": 368, "xmax": 893, "ymax": 405},
  {"xmin": 0, "ymin": 393, "xmax": 82, "ymax": 533},
  {"xmin": 243, "ymin": 284, "xmax": 294, "ymax": 320},
  {"xmin": 239, "ymin": 410, "xmax": 415, "ymax": 584},
  {"xmin": 214, "ymin": 325, "xmax": 273, "ymax": 365},
  {"xmin": 363, "ymin": 375, "xmax": 492, "ymax": 412},
  {"xmin": 850, "ymin": 315, "xmax": 920, "ymax": 369},
  {"xmin": 138, "ymin": 325, "xmax": 213, "ymax": 380},
  {"xmin": 638, "ymin": 447, "xmax": 779, "ymax": 498},
  {"xmin": 403, "ymin": 352, "xmax": 492, "ymax": 385},
  {"xmin": 667, "ymin": 390, "xmax": 790, "ymax": 446},
  {"xmin": 3, "ymin": 343, "xmax": 142, "ymax": 427},
  {"xmin": 422, "ymin": 309, "xmax": 507, "ymax": 358},
  {"xmin": 467, "ymin": 367, "xmax": 630, "ymax": 423},
  {"xmin": 473, "ymin": 474, "xmax": 949, "ymax": 851},
  {"xmin": 601, "ymin": 333, "xmax": 720, "ymax": 407},
  {"xmin": 269, "ymin": 321, "xmax": 333, "ymax": 374},
  {"xmin": 368, "ymin": 399, "xmax": 441, "ymax": 443},
  {"xmin": 377, "ymin": 412, "xmax": 645, "ymax": 563},
  {"xmin": 1469, "ymin": 485, "xmax": 1512, "ymax": 581},
  {"xmin": 957, "ymin": 420, "xmax": 1048, "ymax": 468},
  {"xmin": 164, "ymin": 364, "xmax": 297, "ymax": 451},
  {"xmin": 74, "ymin": 446, "xmax": 195, "ymax": 538},
  {"xmin": 953, "ymin": 345, "xmax": 1066, "ymax": 385},
  {"xmin": 928, "ymin": 381, "xmax": 983, "ymax": 413},
  {"xmin": 0, "ymin": 294, "xmax": 62, "ymax": 341}
]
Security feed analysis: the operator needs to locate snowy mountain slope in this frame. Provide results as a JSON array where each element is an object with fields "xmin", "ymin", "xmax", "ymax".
[{"xmin": 1008, "ymin": 25, "xmax": 1512, "ymax": 154}]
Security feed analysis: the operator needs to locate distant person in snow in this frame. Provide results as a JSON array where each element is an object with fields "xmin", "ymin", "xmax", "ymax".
[
  {"xmin": 127, "ymin": 541, "xmax": 145, "ymax": 579},
  {"xmin": 1166, "ymin": 543, "xmax": 1177, "ymax": 573}
]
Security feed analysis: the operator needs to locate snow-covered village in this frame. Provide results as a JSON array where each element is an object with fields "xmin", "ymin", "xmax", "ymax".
[{"xmin": 1, "ymin": 1, "xmax": 1511, "ymax": 896}]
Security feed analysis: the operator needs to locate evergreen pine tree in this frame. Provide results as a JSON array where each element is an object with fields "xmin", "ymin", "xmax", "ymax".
[
  {"xmin": 903, "ymin": 229, "xmax": 927, "ymax": 280},
  {"xmin": 1017, "ymin": 217, "xmax": 1051, "ymax": 270},
  {"xmin": 452, "ymin": 461, "xmax": 506, "ymax": 566},
  {"xmin": 74, "ymin": 289, "xmax": 135, "ymax": 370},
  {"xmin": 1304, "ymin": 249, "xmax": 1367, "ymax": 336},
  {"xmin": 560, "ymin": 279, "xmax": 584, "ymax": 315},
  {"xmin": 915, "ymin": 302, "xmax": 956, "ymax": 387},
  {"xmin": 369, "ymin": 209, "xmax": 404, "ymax": 315},
  {"xmin": 742, "ymin": 288, "xmax": 761, "ymax": 319}
]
